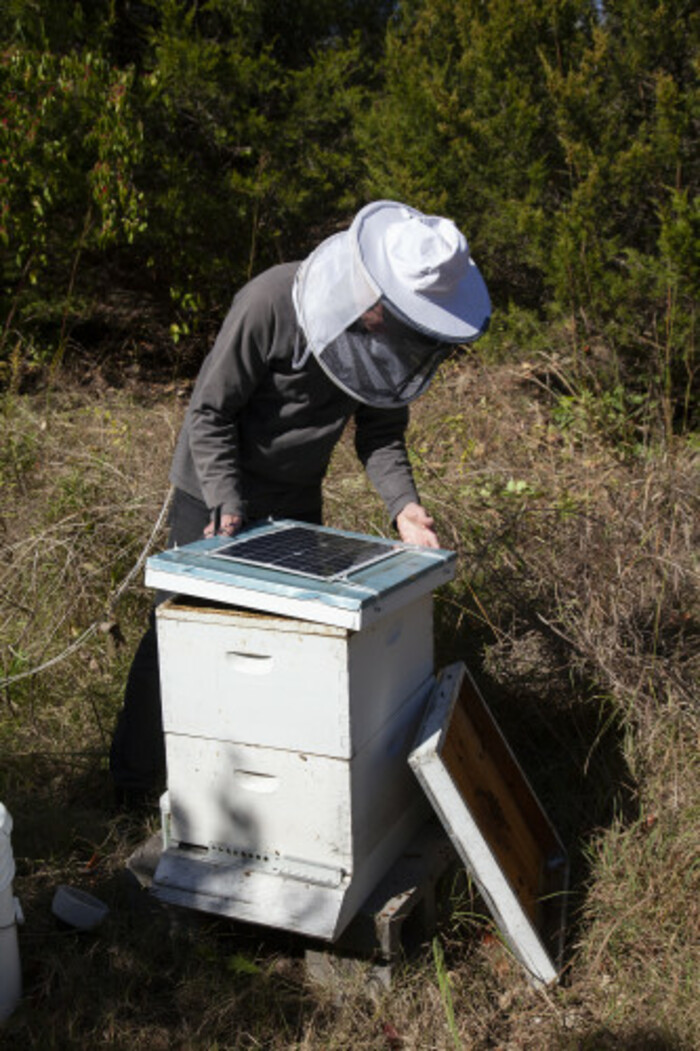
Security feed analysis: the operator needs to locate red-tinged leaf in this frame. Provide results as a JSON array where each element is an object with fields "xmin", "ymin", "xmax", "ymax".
[{"xmin": 381, "ymin": 1021, "xmax": 403, "ymax": 1048}]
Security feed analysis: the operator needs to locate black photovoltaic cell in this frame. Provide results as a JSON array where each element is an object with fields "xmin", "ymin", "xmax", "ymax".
[{"xmin": 211, "ymin": 525, "xmax": 399, "ymax": 581}]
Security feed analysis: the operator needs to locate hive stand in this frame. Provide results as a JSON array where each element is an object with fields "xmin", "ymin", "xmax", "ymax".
[{"xmin": 127, "ymin": 815, "xmax": 460, "ymax": 992}]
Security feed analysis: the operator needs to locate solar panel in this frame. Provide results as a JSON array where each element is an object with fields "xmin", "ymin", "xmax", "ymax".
[{"xmin": 209, "ymin": 524, "xmax": 400, "ymax": 581}]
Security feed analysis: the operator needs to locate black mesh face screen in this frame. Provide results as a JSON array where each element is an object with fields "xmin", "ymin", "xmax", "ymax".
[
  {"xmin": 317, "ymin": 303, "xmax": 452, "ymax": 407},
  {"xmin": 211, "ymin": 525, "xmax": 400, "ymax": 580},
  {"xmin": 320, "ymin": 333, "xmax": 442, "ymax": 405}
]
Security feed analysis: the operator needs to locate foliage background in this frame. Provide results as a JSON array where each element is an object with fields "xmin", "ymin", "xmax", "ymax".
[{"xmin": 1, "ymin": 0, "xmax": 698, "ymax": 430}]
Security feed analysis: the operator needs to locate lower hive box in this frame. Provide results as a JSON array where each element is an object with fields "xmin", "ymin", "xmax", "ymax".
[{"xmin": 152, "ymin": 675, "xmax": 432, "ymax": 939}]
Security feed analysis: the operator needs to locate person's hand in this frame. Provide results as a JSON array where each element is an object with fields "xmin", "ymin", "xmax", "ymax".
[
  {"xmin": 396, "ymin": 502, "xmax": 440, "ymax": 548},
  {"xmin": 203, "ymin": 513, "xmax": 243, "ymax": 539}
]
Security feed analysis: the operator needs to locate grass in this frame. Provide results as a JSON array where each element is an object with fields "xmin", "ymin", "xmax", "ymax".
[{"xmin": 0, "ymin": 345, "xmax": 698, "ymax": 1049}]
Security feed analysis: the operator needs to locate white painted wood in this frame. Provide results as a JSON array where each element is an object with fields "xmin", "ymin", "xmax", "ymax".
[
  {"xmin": 156, "ymin": 596, "xmax": 433, "ymax": 757},
  {"xmin": 147, "ymin": 566, "xmax": 365, "ymax": 628},
  {"xmin": 167, "ymin": 735, "xmax": 353, "ymax": 869},
  {"xmin": 152, "ymin": 779, "xmax": 430, "ymax": 941},
  {"xmin": 152, "ymin": 848, "xmax": 352, "ymax": 939},
  {"xmin": 409, "ymin": 664, "xmax": 567, "ymax": 986},
  {"xmin": 155, "ymin": 677, "xmax": 432, "ymax": 939},
  {"xmin": 165, "ymin": 675, "xmax": 432, "ymax": 874}
]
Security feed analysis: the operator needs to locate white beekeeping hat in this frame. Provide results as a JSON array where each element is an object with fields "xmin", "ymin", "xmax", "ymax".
[{"xmin": 293, "ymin": 200, "xmax": 490, "ymax": 407}]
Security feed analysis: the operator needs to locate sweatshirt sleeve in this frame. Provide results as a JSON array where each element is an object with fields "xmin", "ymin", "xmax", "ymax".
[
  {"xmin": 353, "ymin": 404, "xmax": 420, "ymax": 522},
  {"xmin": 186, "ymin": 288, "xmax": 271, "ymax": 515}
]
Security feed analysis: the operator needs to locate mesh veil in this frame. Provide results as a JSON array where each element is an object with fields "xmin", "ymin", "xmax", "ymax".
[
  {"xmin": 292, "ymin": 230, "xmax": 379, "ymax": 354},
  {"xmin": 315, "ymin": 304, "xmax": 453, "ymax": 407},
  {"xmin": 292, "ymin": 217, "xmax": 458, "ymax": 407}
]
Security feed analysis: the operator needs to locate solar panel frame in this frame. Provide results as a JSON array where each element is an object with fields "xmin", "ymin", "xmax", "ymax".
[{"xmin": 208, "ymin": 523, "xmax": 402, "ymax": 582}]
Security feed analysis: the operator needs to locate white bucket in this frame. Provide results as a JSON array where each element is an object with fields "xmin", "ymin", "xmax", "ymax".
[{"xmin": 0, "ymin": 803, "xmax": 22, "ymax": 1023}]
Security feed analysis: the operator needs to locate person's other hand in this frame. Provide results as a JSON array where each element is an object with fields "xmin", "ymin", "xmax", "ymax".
[
  {"xmin": 395, "ymin": 502, "xmax": 440, "ymax": 548},
  {"xmin": 203, "ymin": 513, "xmax": 243, "ymax": 539}
]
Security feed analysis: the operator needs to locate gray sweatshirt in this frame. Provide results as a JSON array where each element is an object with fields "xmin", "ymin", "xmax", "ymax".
[{"xmin": 169, "ymin": 263, "xmax": 420, "ymax": 523}]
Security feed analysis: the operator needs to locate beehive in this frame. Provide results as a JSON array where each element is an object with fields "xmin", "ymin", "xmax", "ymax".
[{"xmin": 146, "ymin": 522, "xmax": 456, "ymax": 939}]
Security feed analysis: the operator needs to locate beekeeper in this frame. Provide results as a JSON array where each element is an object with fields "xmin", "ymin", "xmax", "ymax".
[{"xmin": 110, "ymin": 199, "xmax": 491, "ymax": 806}]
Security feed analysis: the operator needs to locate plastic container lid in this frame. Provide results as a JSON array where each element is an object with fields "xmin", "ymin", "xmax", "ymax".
[{"xmin": 51, "ymin": 885, "xmax": 109, "ymax": 931}]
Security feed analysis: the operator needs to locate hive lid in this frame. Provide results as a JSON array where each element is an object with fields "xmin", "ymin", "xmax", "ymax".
[
  {"xmin": 409, "ymin": 662, "xmax": 569, "ymax": 985},
  {"xmin": 146, "ymin": 519, "xmax": 456, "ymax": 629}
]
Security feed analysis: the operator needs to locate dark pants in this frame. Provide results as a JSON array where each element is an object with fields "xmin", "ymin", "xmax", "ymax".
[
  {"xmin": 109, "ymin": 489, "xmax": 210, "ymax": 794},
  {"xmin": 109, "ymin": 489, "xmax": 321, "ymax": 795}
]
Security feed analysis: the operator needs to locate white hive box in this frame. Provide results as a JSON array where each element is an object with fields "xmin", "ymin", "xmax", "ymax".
[
  {"xmin": 156, "ymin": 673, "xmax": 434, "ymax": 939},
  {"xmin": 156, "ymin": 596, "xmax": 433, "ymax": 756},
  {"xmin": 147, "ymin": 520, "xmax": 456, "ymax": 940}
]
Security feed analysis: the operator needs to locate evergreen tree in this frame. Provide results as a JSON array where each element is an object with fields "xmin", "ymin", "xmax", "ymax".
[
  {"xmin": 544, "ymin": 0, "xmax": 699, "ymax": 420},
  {"xmin": 359, "ymin": 0, "xmax": 598, "ymax": 306},
  {"xmin": 360, "ymin": 0, "xmax": 698, "ymax": 425}
]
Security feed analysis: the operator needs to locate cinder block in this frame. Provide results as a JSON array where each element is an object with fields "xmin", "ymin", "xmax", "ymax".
[{"xmin": 305, "ymin": 818, "xmax": 459, "ymax": 992}]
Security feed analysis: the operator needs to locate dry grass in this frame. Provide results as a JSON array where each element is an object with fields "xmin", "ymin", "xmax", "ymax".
[{"xmin": 0, "ymin": 352, "xmax": 698, "ymax": 1049}]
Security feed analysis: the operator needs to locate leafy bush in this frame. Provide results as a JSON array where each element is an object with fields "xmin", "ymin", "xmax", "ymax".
[{"xmin": 0, "ymin": 46, "xmax": 145, "ymax": 371}]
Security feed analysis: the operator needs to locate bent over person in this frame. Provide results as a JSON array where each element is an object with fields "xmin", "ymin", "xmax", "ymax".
[{"xmin": 110, "ymin": 199, "xmax": 491, "ymax": 807}]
